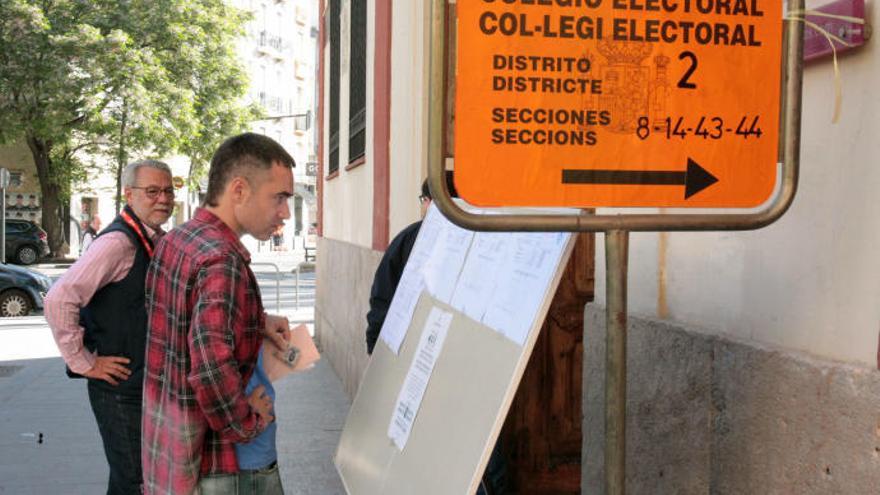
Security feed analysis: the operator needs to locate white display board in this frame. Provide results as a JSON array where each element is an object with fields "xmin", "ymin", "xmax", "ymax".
[{"xmin": 335, "ymin": 205, "xmax": 576, "ymax": 494}]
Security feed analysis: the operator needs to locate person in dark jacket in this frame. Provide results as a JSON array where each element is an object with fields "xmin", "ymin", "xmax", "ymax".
[
  {"xmin": 45, "ymin": 159, "xmax": 174, "ymax": 494},
  {"xmin": 365, "ymin": 171, "xmax": 457, "ymax": 354}
]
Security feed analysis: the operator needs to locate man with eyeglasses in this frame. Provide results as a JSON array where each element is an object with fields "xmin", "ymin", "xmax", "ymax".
[{"xmin": 45, "ymin": 159, "xmax": 175, "ymax": 494}]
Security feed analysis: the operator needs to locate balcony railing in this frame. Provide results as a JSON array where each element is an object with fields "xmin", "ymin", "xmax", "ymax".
[
  {"xmin": 257, "ymin": 92, "xmax": 296, "ymax": 117},
  {"xmin": 258, "ymin": 31, "xmax": 284, "ymax": 53}
]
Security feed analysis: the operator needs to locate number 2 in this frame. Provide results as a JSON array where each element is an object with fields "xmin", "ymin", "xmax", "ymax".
[{"xmin": 678, "ymin": 51, "xmax": 697, "ymax": 89}]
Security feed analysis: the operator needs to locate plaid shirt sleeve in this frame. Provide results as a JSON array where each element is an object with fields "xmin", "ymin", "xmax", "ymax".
[{"xmin": 187, "ymin": 254, "xmax": 265, "ymax": 443}]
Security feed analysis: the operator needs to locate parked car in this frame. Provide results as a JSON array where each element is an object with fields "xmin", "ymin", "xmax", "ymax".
[
  {"xmin": 0, "ymin": 263, "xmax": 52, "ymax": 317},
  {"xmin": 4, "ymin": 220, "xmax": 50, "ymax": 265}
]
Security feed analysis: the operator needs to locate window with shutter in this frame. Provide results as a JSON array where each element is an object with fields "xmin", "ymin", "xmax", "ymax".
[
  {"xmin": 328, "ymin": 0, "xmax": 341, "ymax": 174},
  {"xmin": 348, "ymin": 0, "xmax": 366, "ymax": 163}
]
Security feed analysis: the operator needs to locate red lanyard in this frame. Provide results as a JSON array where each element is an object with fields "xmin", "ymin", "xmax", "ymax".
[{"xmin": 120, "ymin": 209, "xmax": 154, "ymax": 258}]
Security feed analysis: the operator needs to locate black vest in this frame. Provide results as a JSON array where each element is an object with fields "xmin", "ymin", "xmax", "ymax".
[{"xmin": 74, "ymin": 212, "xmax": 152, "ymax": 396}]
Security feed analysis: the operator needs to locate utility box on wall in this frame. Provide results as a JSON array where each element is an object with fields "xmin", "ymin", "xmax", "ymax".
[{"xmin": 804, "ymin": 0, "xmax": 871, "ymax": 62}]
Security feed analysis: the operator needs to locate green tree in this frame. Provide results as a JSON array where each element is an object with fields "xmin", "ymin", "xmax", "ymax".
[
  {"xmin": 92, "ymin": 0, "xmax": 256, "ymax": 213},
  {"xmin": 89, "ymin": 34, "xmax": 196, "ymax": 213},
  {"xmin": 173, "ymin": 3, "xmax": 262, "ymax": 196},
  {"xmin": 0, "ymin": 0, "xmax": 254, "ymax": 254}
]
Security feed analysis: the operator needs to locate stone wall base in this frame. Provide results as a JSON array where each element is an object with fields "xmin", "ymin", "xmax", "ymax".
[
  {"xmin": 314, "ymin": 237, "xmax": 379, "ymax": 399},
  {"xmin": 583, "ymin": 306, "xmax": 880, "ymax": 494}
]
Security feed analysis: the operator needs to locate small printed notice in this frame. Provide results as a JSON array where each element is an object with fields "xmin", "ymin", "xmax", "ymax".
[
  {"xmin": 381, "ymin": 204, "xmax": 573, "ymax": 352},
  {"xmin": 379, "ymin": 209, "xmax": 444, "ymax": 354},
  {"xmin": 378, "ymin": 275, "xmax": 426, "ymax": 355},
  {"xmin": 380, "ymin": 207, "xmax": 473, "ymax": 354},
  {"xmin": 422, "ymin": 217, "xmax": 472, "ymax": 304},
  {"xmin": 450, "ymin": 231, "xmax": 510, "ymax": 322},
  {"xmin": 387, "ymin": 306, "xmax": 453, "ymax": 451},
  {"xmin": 482, "ymin": 232, "xmax": 569, "ymax": 346}
]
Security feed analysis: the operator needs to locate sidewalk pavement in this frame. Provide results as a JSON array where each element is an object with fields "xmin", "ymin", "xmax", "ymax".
[{"xmin": 0, "ymin": 257, "xmax": 350, "ymax": 495}]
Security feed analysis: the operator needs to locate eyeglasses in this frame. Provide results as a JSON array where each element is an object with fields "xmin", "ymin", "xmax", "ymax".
[
  {"xmin": 131, "ymin": 186, "xmax": 175, "ymax": 199},
  {"xmin": 418, "ymin": 194, "xmax": 430, "ymax": 203}
]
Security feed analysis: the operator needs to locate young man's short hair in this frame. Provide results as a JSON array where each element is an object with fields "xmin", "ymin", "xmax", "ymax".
[{"xmin": 204, "ymin": 133, "xmax": 296, "ymax": 207}]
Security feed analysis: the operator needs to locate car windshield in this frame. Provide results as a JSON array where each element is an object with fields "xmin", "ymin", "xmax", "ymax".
[{"xmin": 4, "ymin": 223, "xmax": 25, "ymax": 233}]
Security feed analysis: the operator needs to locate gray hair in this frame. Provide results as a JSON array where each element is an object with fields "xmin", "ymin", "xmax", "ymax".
[{"xmin": 122, "ymin": 159, "xmax": 172, "ymax": 188}]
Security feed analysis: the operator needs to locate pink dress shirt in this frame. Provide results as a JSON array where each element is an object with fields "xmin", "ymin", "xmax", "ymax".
[{"xmin": 45, "ymin": 225, "xmax": 159, "ymax": 374}]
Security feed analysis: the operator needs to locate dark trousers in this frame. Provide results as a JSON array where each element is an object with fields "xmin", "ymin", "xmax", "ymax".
[
  {"xmin": 87, "ymin": 382, "xmax": 143, "ymax": 495},
  {"xmin": 477, "ymin": 440, "xmax": 508, "ymax": 495}
]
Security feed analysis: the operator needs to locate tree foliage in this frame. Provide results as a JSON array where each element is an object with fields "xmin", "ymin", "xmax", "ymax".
[{"xmin": 0, "ymin": 0, "xmax": 256, "ymax": 253}]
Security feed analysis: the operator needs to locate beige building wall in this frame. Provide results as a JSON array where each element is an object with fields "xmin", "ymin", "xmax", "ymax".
[
  {"xmin": 321, "ymin": 0, "xmax": 429, "ymax": 247},
  {"xmin": 0, "ymin": 142, "xmax": 44, "ymax": 225},
  {"xmin": 317, "ymin": 0, "xmax": 431, "ymax": 395},
  {"xmin": 387, "ymin": 0, "xmax": 431, "ymax": 234},
  {"xmin": 320, "ymin": 0, "xmax": 373, "ymax": 248},
  {"xmin": 594, "ymin": 8, "xmax": 880, "ymax": 367}
]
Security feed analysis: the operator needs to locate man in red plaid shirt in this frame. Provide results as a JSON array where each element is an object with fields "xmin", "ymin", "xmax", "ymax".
[{"xmin": 142, "ymin": 133, "xmax": 295, "ymax": 494}]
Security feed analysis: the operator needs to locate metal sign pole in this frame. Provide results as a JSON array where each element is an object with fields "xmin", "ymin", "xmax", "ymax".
[
  {"xmin": 0, "ymin": 168, "xmax": 8, "ymax": 264},
  {"xmin": 1, "ymin": 191, "xmax": 5, "ymax": 264},
  {"xmin": 605, "ymin": 230, "xmax": 629, "ymax": 495}
]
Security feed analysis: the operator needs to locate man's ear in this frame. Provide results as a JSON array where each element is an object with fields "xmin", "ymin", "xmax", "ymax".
[{"xmin": 229, "ymin": 176, "xmax": 250, "ymax": 204}]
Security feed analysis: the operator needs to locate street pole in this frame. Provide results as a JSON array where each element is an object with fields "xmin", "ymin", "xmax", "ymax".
[
  {"xmin": 605, "ymin": 230, "xmax": 629, "ymax": 495},
  {"xmin": 0, "ymin": 168, "xmax": 8, "ymax": 264}
]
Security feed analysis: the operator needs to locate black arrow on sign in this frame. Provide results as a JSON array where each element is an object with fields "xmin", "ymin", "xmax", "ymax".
[{"xmin": 561, "ymin": 158, "xmax": 719, "ymax": 199}]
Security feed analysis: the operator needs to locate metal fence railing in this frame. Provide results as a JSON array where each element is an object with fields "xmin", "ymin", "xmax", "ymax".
[{"xmin": 250, "ymin": 262, "xmax": 281, "ymax": 313}]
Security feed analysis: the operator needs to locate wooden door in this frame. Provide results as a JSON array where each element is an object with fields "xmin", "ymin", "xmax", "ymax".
[{"xmin": 501, "ymin": 233, "xmax": 595, "ymax": 494}]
